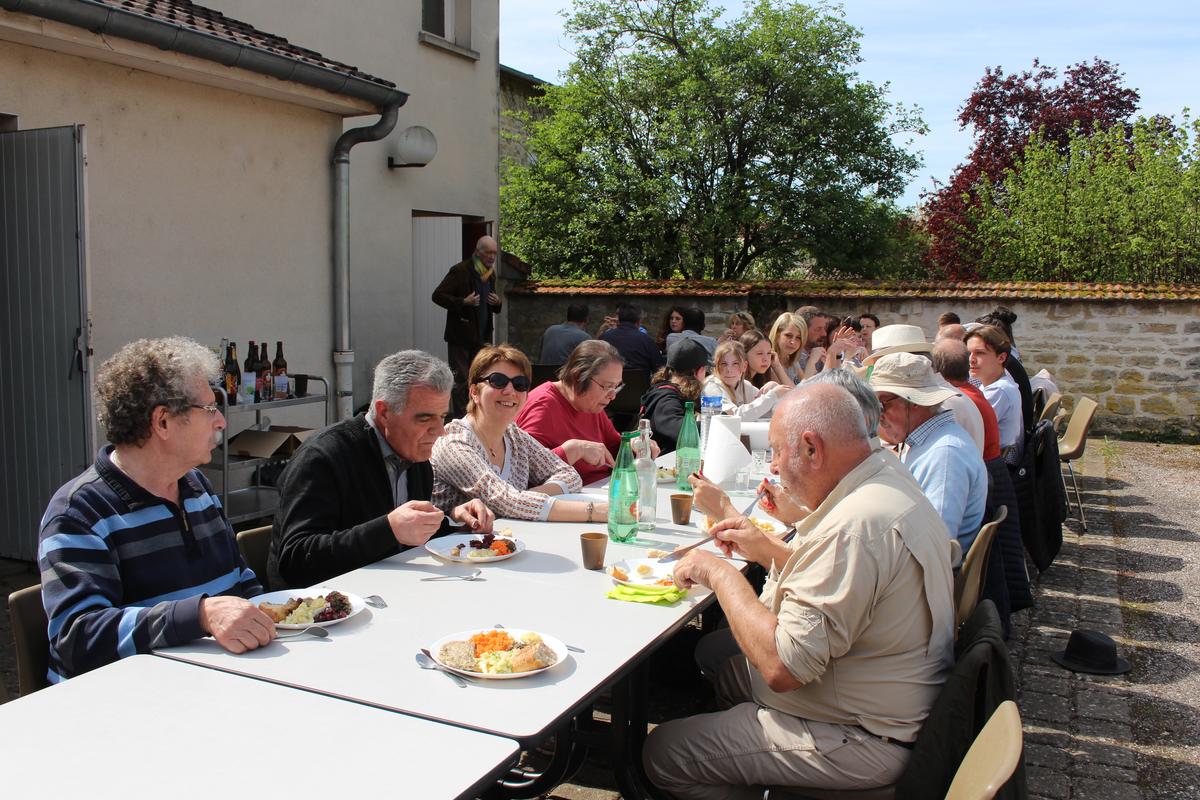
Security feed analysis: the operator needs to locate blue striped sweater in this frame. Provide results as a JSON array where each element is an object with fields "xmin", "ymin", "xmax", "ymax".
[{"xmin": 38, "ymin": 446, "xmax": 262, "ymax": 682}]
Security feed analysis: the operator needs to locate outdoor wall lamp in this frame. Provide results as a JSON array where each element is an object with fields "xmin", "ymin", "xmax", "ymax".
[{"xmin": 387, "ymin": 125, "xmax": 437, "ymax": 168}]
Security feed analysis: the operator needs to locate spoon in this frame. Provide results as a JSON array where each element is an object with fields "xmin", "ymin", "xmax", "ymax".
[
  {"xmin": 363, "ymin": 594, "xmax": 387, "ymax": 609},
  {"xmin": 420, "ymin": 569, "xmax": 483, "ymax": 582},
  {"xmin": 274, "ymin": 626, "xmax": 328, "ymax": 640},
  {"xmin": 416, "ymin": 650, "xmax": 467, "ymax": 687},
  {"xmin": 493, "ymin": 623, "xmax": 585, "ymax": 654}
]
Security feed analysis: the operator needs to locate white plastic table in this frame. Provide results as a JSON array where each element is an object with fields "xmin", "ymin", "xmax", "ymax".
[
  {"xmin": 157, "ymin": 514, "xmax": 718, "ymax": 744},
  {"xmin": 0, "ymin": 655, "xmax": 519, "ymax": 799}
]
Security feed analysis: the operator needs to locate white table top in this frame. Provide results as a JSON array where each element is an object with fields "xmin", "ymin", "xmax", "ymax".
[
  {"xmin": 0, "ymin": 655, "xmax": 519, "ymax": 799},
  {"xmin": 159, "ymin": 509, "xmax": 727, "ymax": 743}
]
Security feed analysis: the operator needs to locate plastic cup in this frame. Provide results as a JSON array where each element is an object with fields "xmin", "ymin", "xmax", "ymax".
[
  {"xmin": 293, "ymin": 374, "xmax": 309, "ymax": 398},
  {"xmin": 670, "ymin": 493, "xmax": 694, "ymax": 526},
  {"xmin": 580, "ymin": 532, "xmax": 608, "ymax": 570}
]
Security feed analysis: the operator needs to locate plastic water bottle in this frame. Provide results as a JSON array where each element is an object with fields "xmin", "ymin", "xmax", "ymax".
[
  {"xmin": 608, "ymin": 432, "xmax": 639, "ymax": 542},
  {"xmin": 699, "ymin": 382, "xmax": 724, "ymax": 455},
  {"xmin": 675, "ymin": 402, "xmax": 701, "ymax": 492},
  {"xmin": 635, "ymin": 419, "xmax": 657, "ymax": 532}
]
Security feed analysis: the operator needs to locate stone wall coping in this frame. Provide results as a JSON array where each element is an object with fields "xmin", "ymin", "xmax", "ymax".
[{"xmin": 507, "ymin": 278, "xmax": 1200, "ymax": 303}]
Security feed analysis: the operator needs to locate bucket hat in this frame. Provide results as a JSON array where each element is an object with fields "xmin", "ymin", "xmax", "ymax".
[
  {"xmin": 865, "ymin": 324, "xmax": 932, "ymax": 362},
  {"xmin": 1050, "ymin": 629, "xmax": 1131, "ymax": 675},
  {"xmin": 868, "ymin": 353, "xmax": 958, "ymax": 406}
]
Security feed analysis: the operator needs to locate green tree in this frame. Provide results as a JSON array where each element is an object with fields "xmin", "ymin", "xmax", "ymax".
[
  {"xmin": 501, "ymin": 0, "xmax": 924, "ymax": 280},
  {"xmin": 972, "ymin": 114, "xmax": 1200, "ymax": 283}
]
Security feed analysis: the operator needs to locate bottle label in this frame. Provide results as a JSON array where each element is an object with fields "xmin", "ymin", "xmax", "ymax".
[{"xmin": 274, "ymin": 374, "xmax": 289, "ymax": 400}]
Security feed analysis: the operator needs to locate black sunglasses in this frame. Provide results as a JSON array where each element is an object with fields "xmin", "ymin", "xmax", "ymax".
[{"xmin": 477, "ymin": 372, "xmax": 531, "ymax": 392}]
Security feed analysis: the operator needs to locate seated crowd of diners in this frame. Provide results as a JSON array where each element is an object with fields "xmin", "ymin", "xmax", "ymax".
[{"xmin": 37, "ymin": 301, "xmax": 1045, "ymax": 798}]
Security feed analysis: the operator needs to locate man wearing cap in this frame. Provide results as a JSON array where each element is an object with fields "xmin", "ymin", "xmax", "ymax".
[
  {"xmin": 869, "ymin": 353, "xmax": 987, "ymax": 554},
  {"xmin": 639, "ymin": 338, "xmax": 712, "ymax": 453},
  {"xmin": 864, "ymin": 325, "xmax": 985, "ymax": 455}
]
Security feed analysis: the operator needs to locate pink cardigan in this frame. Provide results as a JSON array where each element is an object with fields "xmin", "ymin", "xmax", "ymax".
[{"xmin": 515, "ymin": 382, "xmax": 622, "ymax": 486}]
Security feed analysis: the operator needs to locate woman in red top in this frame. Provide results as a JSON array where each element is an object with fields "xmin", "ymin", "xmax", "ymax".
[{"xmin": 516, "ymin": 340, "xmax": 627, "ymax": 485}]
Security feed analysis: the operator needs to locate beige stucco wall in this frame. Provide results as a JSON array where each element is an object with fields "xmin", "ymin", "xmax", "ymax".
[
  {"xmin": 0, "ymin": 40, "xmax": 340, "ymax": 437},
  {"xmin": 203, "ymin": 0, "xmax": 502, "ymax": 406}
]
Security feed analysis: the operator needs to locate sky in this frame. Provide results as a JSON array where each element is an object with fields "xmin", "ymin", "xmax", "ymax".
[{"xmin": 499, "ymin": 1, "xmax": 1200, "ymax": 207}]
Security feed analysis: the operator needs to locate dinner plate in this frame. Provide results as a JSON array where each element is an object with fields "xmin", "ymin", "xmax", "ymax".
[
  {"xmin": 747, "ymin": 516, "xmax": 786, "ymax": 536},
  {"xmin": 250, "ymin": 587, "xmax": 366, "ymax": 630},
  {"xmin": 608, "ymin": 558, "xmax": 678, "ymax": 587},
  {"xmin": 429, "ymin": 628, "xmax": 569, "ymax": 680},
  {"xmin": 425, "ymin": 534, "xmax": 525, "ymax": 563}
]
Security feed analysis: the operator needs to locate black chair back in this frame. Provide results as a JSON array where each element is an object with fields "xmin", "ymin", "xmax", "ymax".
[
  {"xmin": 531, "ymin": 363, "xmax": 559, "ymax": 388},
  {"xmin": 607, "ymin": 369, "xmax": 651, "ymax": 433}
]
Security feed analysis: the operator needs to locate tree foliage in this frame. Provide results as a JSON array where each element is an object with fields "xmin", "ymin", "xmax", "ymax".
[
  {"xmin": 970, "ymin": 115, "xmax": 1200, "ymax": 283},
  {"xmin": 501, "ymin": 0, "xmax": 924, "ymax": 281},
  {"xmin": 923, "ymin": 58, "xmax": 1139, "ymax": 278}
]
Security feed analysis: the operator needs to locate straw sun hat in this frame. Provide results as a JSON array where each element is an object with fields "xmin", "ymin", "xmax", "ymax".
[
  {"xmin": 868, "ymin": 353, "xmax": 959, "ymax": 407},
  {"xmin": 865, "ymin": 324, "xmax": 932, "ymax": 363}
]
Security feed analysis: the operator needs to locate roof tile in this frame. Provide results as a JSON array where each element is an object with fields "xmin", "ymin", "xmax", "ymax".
[
  {"xmin": 98, "ymin": 0, "xmax": 395, "ymax": 89},
  {"xmin": 506, "ymin": 278, "xmax": 1200, "ymax": 302}
]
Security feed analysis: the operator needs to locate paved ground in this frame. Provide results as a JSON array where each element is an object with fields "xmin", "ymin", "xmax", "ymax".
[{"xmin": 3, "ymin": 439, "xmax": 1197, "ymax": 798}]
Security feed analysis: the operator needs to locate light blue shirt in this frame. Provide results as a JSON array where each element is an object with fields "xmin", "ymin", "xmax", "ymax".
[{"xmin": 901, "ymin": 410, "xmax": 987, "ymax": 553}]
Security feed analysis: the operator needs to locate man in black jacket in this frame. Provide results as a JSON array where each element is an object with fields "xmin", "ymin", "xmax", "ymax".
[
  {"xmin": 432, "ymin": 236, "xmax": 502, "ymax": 416},
  {"xmin": 267, "ymin": 350, "xmax": 494, "ymax": 588}
]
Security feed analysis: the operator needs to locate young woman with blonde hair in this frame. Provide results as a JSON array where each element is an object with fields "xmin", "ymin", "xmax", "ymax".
[{"xmin": 703, "ymin": 339, "xmax": 787, "ymax": 420}]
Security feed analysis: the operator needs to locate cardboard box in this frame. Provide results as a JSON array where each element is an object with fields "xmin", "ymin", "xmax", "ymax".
[{"xmin": 226, "ymin": 426, "xmax": 316, "ymax": 459}]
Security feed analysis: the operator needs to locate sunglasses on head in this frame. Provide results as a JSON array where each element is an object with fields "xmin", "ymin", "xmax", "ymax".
[{"xmin": 478, "ymin": 372, "xmax": 531, "ymax": 392}]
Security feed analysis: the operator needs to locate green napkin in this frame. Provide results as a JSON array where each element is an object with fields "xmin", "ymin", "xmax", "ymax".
[{"xmin": 607, "ymin": 583, "xmax": 688, "ymax": 606}]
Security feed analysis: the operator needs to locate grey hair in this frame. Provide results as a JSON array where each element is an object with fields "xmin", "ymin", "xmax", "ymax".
[
  {"xmin": 557, "ymin": 339, "xmax": 624, "ymax": 392},
  {"xmin": 96, "ymin": 337, "xmax": 220, "ymax": 446},
  {"xmin": 803, "ymin": 368, "xmax": 881, "ymax": 438},
  {"xmin": 776, "ymin": 383, "xmax": 869, "ymax": 460},
  {"xmin": 372, "ymin": 350, "xmax": 454, "ymax": 411}
]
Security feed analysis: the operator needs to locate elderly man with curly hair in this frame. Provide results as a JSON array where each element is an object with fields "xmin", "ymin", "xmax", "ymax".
[{"xmin": 38, "ymin": 337, "xmax": 273, "ymax": 682}]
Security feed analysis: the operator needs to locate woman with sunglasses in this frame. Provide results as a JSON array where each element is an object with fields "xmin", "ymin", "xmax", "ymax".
[{"xmin": 432, "ymin": 345, "xmax": 604, "ymax": 522}]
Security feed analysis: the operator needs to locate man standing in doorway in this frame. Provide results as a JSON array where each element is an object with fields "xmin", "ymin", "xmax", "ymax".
[{"xmin": 432, "ymin": 235, "xmax": 502, "ymax": 416}]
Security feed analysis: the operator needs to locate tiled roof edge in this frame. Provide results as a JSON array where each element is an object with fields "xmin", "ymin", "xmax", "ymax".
[{"xmin": 506, "ymin": 279, "xmax": 1200, "ymax": 302}]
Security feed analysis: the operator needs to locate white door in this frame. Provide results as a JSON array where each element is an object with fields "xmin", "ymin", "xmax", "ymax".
[{"xmin": 411, "ymin": 215, "xmax": 462, "ymax": 361}]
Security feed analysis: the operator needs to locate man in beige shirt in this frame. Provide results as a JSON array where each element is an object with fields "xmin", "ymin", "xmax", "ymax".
[{"xmin": 643, "ymin": 384, "xmax": 955, "ymax": 799}]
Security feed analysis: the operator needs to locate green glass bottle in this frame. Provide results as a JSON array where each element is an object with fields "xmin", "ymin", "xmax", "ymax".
[
  {"xmin": 608, "ymin": 431, "xmax": 639, "ymax": 542},
  {"xmin": 675, "ymin": 401, "xmax": 701, "ymax": 492}
]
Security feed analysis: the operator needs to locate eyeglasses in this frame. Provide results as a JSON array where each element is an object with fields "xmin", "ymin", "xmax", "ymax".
[
  {"xmin": 189, "ymin": 403, "xmax": 221, "ymax": 416},
  {"xmin": 477, "ymin": 373, "xmax": 531, "ymax": 392},
  {"xmin": 594, "ymin": 380, "xmax": 625, "ymax": 397},
  {"xmin": 879, "ymin": 395, "xmax": 906, "ymax": 413}
]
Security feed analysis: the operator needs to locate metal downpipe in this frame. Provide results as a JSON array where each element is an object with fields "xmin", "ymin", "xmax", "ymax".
[{"xmin": 332, "ymin": 102, "xmax": 403, "ymax": 420}]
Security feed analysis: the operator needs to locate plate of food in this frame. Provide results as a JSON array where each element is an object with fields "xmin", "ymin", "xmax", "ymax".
[
  {"xmin": 429, "ymin": 628, "xmax": 568, "ymax": 679},
  {"xmin": 252, "ymin": 588, "xmax": 365, "ymax": 629},
  {"xmin": 700, "ymin": 515, "xmax": 786, "ymax": 537},
  {"xmin": 425, "ymin": 530, "xmax": 524, "ymax": 563},
  {"xmin": 608, "ymin": 558, "xmax": 678, "ymax": 588},
  {"xmin": 656, "ymin": 466, "xmax": 678, "ymax": 483}
]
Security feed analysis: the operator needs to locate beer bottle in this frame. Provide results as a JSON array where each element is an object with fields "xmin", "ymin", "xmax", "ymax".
[
  {"xmin": 257, "ymin": 342, "xmax": 270, "ymax": 403},
  {"xmin": 223, "ymin": 342, "xmax": 240, "ymax": 406},
  {"xmin": 243, "ymin": 340, "xmax": 258, "ymax": 402},
  {"xmin": 272, "ymin": 341, "xmax": 288, "ymax": 401}
]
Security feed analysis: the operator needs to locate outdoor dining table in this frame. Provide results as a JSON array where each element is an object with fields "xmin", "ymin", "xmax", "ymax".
[
  {"xmin": 0, "ymin": 654, "xmax": 520, "ymax": 799},
  {"xmin": 153, "ymin": 481, "xmax": 760, "ymax": 798}
]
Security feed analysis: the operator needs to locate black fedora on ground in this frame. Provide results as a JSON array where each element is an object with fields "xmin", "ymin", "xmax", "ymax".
[{"xmin": 1050, "ymin": 629, "xmax": 1132, "ymax": 675}]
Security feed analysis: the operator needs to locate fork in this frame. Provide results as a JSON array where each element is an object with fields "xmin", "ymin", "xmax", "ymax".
[
  {"xmin": 493, "ymin": 623, "xmax": 585, "ymax": 654},
  {"xmin": 274, "ymin": 626, "xmax": 328, "ymax": 640}
]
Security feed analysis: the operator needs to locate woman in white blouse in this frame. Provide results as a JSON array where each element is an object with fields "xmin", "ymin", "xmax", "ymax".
[
  {"xmin": 432, "ymin": 345, "xmax": 606, "ymax": 523},
  {"xmin": 966, "ymin": 325, "xmax": 1024, "ymax": 464},
  {"xmin": 703, "ymin": 340, "xmax": 788, "ymax": 420}
]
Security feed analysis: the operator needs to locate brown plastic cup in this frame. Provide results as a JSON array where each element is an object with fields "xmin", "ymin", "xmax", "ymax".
[
  {"xmin": 670, "ymin": 493, "xmax": 694, "ymax": 525},
  {"xmin": 293, "ymin": 374, "xmax": 309, "ymax": 397},
  {"xmin": 580, "ymin": 532, "xmax": 608, "ymax": 570}
]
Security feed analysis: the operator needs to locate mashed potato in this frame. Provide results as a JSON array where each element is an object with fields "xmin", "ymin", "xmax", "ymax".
[{"xmin": 282, "ymin": 597, "xmax": 326, "ymax": 625}]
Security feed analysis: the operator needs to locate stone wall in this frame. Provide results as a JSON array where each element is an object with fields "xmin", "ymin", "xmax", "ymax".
[{"xmin": 502, "ymin": 281, "xmax": 1199, "ymax": 439}]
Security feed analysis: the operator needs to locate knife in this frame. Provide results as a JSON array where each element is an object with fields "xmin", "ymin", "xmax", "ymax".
[{"xmin": 658, "ymin": 484, "xmax": 771, "ymax": 564}]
